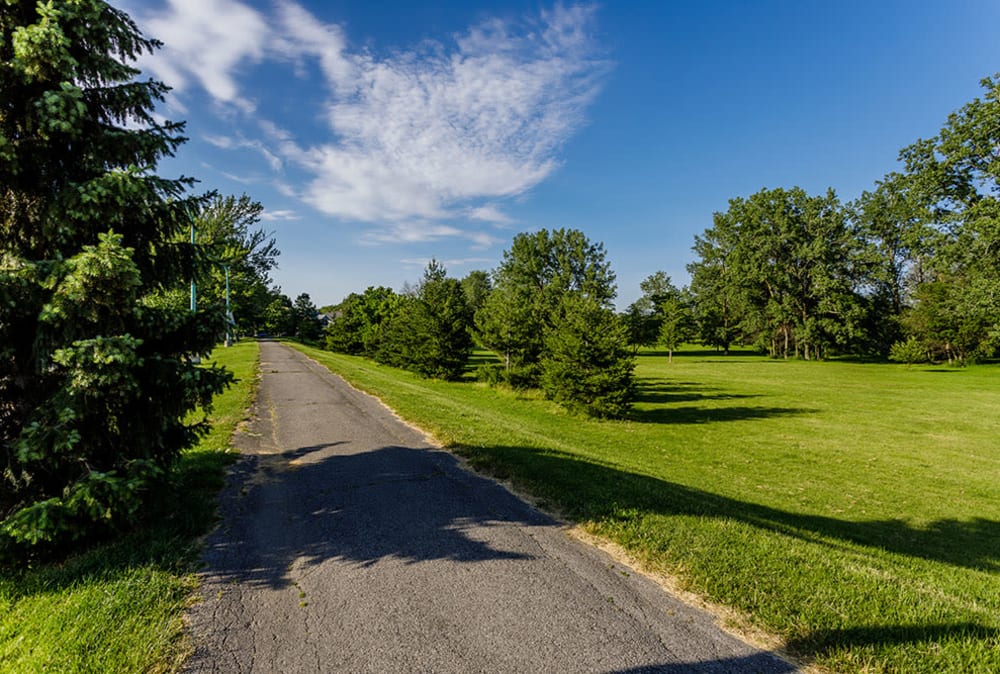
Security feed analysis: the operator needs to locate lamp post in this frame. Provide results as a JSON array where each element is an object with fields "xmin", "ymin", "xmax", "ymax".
[
  {"xmin": 224, "ymin": 264, "xmax": 233, "ymax": 347},
  {"xmin": 190, "ymin": 221, "xmax": 197, "ymax": 313},
  {"xmin": 189, "ymin": 218, "xmax": 200, "ymax": 363}
]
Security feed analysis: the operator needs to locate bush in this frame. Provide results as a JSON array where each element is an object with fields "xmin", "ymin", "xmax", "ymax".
[{"xmin": 889, "ymin": 337, "xmax": 927, "ymax": 366}]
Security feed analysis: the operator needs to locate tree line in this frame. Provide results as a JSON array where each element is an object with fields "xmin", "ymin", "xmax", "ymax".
[
  {"xmin": 676, "ymin": 75, "xmax": 1000, "ymax": 364},
  {"xmin": 323, "ymin": 229, "xmax": 635, "ymax": 419}
]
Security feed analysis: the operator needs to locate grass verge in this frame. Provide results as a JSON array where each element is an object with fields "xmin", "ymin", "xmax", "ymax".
[
  {"xmin": 0, "ymin": 340, "xmax": 260, "ymax": 673},
  {"xmin": 291, "ymin": 342, "xmax": 1000, "ymax": 674}
]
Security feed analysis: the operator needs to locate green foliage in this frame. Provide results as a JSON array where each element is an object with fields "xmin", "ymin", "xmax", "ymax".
[
  {"xmin": 656, "ymin": 291, "xmax": 695, "ymax": 362},
  {"xmin": 475, "ymin": 229, "xmax": 632, "ymax": 415},
  {"xmin": 292, "ymin": 292, "xmax": 322, "ymax": 342},
  {"xmin": 689, "ymin": 187, "xmax": 863, "ymax": 359},
  {"xmin": 903, "ymin": 279, "xmax": 995, "ymax": 364},
  {"xmin": 324, "ymin": 286, "xmax": 399, "ymax": 356},
  {"xmin": 377, "ymin": 261, "xmax": 472, "ymax": 380},
  {"xmin": 476, "ymin": 228, "xmax": 617, "ymax": 382},
  {"xmin": 894, "ymin": 74, "xmax": 1000, "ymax": 360},
  {"xmin": 459, "ymin": 270, "xmax": 491, "ymax": 320},
  {"xmin": 261, "ymin": 290, "xmax": 295, "ymax": 335},
  {"xmin": 192, "ymin": 194, "xmax": 281, "ymax": 336},
  {"xmin": 849, "ymin": 173, "xmax": 933, "ymax": 355},
  {"xmin": 626, "ymin": 272, "xmax": 695, "ymax": 361},
  {"xmin": 540, "ymin": 294, "xmax": 634, "ymax": 418},
  {"xmin": 624, "ymin": 271, "xmax": 672, "ymax": 348},
  {"xmin": 0, "ymin": 1, "xmax": 233, "ymax": 555},
  {"xmin": 0, "ymin": 341, "xmax": 259, "ymax": 673},
  {"xmin": 888, "ymin": 336, "xmax": 927, "ymax": 366}
]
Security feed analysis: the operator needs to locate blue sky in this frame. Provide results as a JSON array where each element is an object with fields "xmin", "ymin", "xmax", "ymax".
[{"xmin": 124, "ymin": 0, "xmax": 1000, "ymax": 308}]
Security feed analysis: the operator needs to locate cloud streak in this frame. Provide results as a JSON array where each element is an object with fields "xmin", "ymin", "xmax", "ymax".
[{"xmin": 136, "ymin": 1, "xmax": 607, "ymax": 240}]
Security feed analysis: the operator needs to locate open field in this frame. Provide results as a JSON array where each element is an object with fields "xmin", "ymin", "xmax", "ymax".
[
  {"xmin": 0, "ymin": 340, "xmax": 259, "ymax": 674},
  {"xmin": 292, "ymin": 343, "xmax": 1000, "ymax": 674}
]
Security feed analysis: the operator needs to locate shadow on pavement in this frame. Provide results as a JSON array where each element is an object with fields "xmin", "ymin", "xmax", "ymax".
[
  {"xmin": 201, "ymin": 444, "xmax": 548, "ymax": 590},
  {"xmin": 610, "ymin": 651, "xmax": 798, "ymax": 672}
]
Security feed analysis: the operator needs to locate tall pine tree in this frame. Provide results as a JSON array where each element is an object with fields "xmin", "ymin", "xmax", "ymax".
[{"xmin": 1, "ymin": 1, "xmax": 231, "ymax": 554}]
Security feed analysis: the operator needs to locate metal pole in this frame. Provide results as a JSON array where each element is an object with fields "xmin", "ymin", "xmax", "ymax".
[
  {"xmin": 224, "ymin": 265, "xmax": 232, "ymax": 347},
  {"xmin": 190, "ymin": 222, "xmax": 197, "ymax": 313}
]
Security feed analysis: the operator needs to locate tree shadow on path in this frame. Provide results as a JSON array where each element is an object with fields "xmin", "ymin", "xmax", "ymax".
[{"xmin": 201, "ymin": 443, "xmax": 550, "ymax": 591}]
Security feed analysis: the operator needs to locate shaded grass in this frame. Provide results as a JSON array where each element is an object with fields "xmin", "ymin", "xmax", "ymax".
[
  {"xmin": 292, "ymin": 343, "xmax": 1000, "ymax": 673},
  {"xmin": 0, "ymin": 341, "xmax": 259, "ymax": 673}
]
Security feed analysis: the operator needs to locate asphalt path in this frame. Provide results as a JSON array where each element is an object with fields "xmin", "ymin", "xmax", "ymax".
[{"xmin": 185, "ymin": 340, "xmax": 797, "ymax": 673}]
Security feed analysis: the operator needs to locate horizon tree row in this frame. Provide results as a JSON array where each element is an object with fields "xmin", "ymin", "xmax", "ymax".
[
  {"xmin": 653, "ymin": 74, "xmax": 1000, "ymax": 364},
  {"xmin": 323, "ymin": 229, "xmax": 635, "ymax": 418}
]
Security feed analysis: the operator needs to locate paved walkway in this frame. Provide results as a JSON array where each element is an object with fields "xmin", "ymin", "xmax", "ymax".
[{"xmin": 185, "ymin": 341, "xmax": 796, "ymax": 673}]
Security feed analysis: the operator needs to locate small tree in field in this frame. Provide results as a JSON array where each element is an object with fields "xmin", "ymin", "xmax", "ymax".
[
  {"xmin": 657, "ymin": 291, "xmax": 695, "ymax": 363},
  {"xmin": 889, "ymin": 337, "xmax": 927, "ymax": 367},
  {"xmin": 1, "ymin": 1, "xmax": 231, "ymax": 555},
  {"xmin": 540, "ymin": 293, "xmax": 635, "ymax": 418}
]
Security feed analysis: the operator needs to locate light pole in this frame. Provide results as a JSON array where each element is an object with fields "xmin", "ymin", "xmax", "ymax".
[
  {"xmin": 224, "ymin": 264, "xmax": 233, "ymax": 347},
  {"xmin": 190, "ymin": 221, "xmax": 197, "ymax": 313},
  {"xmin": 189, "ymin": 218, "xmax": 200, "ymax": 363}
]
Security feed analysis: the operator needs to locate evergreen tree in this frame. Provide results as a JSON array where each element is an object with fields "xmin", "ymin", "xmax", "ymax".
[
  {"xmin": 476, "ymin": 228, "xmax": 616, "ymax": 385},
  {"xmin": 292, "ymin": 292, "xmax": 322, "ymax": 341},
  {"xmin": 541, "ymin": 293, "xmax": 634, "ymax": 418},
  {"xmin": 1, "ymin": 1, "xmax": 231, "ymax": 553},
  {"xmin": 378, "ymin": 261, "xmax": 472, "ymax": 380}
]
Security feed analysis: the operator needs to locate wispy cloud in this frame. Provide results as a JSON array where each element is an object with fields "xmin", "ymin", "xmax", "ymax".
[
  {"xmin": 400, "ymin": 257, "xmax": 494, "ymax": 270},
  {"xmin": 360, "ymin": 223, "xmax": 502, "ymax": 250},
  {"xmin": 468, "ymin": 204, "xmax": 514, "ymax": 225},
  {"xmin": 260, "ymin": 209, "xmax": 301, "ymax": 222},
  {"xmin": 203, "ymin": 133, "xmax": 282, "ymax": 171},
  {"xmin": 137, "ymin": 0, "xmax": 269, "ymax": 113},
  {"xmin": 136, "ymin": 1, "xmax": 607, "ymax": 243}
]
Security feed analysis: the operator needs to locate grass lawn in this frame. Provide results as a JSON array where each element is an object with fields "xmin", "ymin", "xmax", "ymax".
[
  {"xmin": 0, "ymin": 340, "xmax": 259, "ymax": 674},
  {"xmin": 291, "ymin": 342, "xmax": 1000, "ymax": 674}
]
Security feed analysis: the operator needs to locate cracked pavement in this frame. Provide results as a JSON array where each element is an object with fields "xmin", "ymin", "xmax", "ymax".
[{"xmin": 184, "ymin": 341, "xmax": 797, "ymax": 673}]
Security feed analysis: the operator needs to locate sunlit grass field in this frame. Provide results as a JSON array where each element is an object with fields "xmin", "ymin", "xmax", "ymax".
[
  {"xmin": 0, "ymin": 341, "xmax": 259, "ymax": 673},
  {"xmin": 293, "ymin": 343, "xmax": 1000, "ymax": 673}
]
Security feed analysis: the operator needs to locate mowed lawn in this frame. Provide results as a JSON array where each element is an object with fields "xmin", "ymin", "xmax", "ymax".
[
  {"xmin": 0, "ymin": 340, "xmax": 259, "ymax": 674},
  {"xmin": 293, "ymin": 343, "xmax": 1000, "ymax": 674}
]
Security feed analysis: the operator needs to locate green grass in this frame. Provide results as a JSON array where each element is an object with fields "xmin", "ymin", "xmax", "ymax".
[
  {"xmin": 0, "ymin": 340, "xmax": 259, "ymax": 674},
  {"xmin": 291, "ymin": 343, "xmax": 1000, "ymax": 673}
]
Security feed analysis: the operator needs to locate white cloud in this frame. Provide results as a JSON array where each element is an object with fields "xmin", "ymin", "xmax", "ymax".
[
  {"xmin": 360, "ymin": 222, "xmax": 501, "ymax": 249},
  {"xmin": 260, "ymin": 209, "xmax": 301, "ymax": 222},
  {"xmin": 137, "ymin": 0, "xmax": 269, "ymax": 113},
  {"xmin": 468, "ymin": 204, "xmax": 514, "ymax": 225},
  {"xmin": 203, "ymin": 133, "xmax": 282, "ymax": 171},
  {"xmin": 400, "ymin": 257, "xmax": 494, "ymax": 270},
  {"xmin": 137, "ymin": 1, "xmax": 607, "ymax": 244}
]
